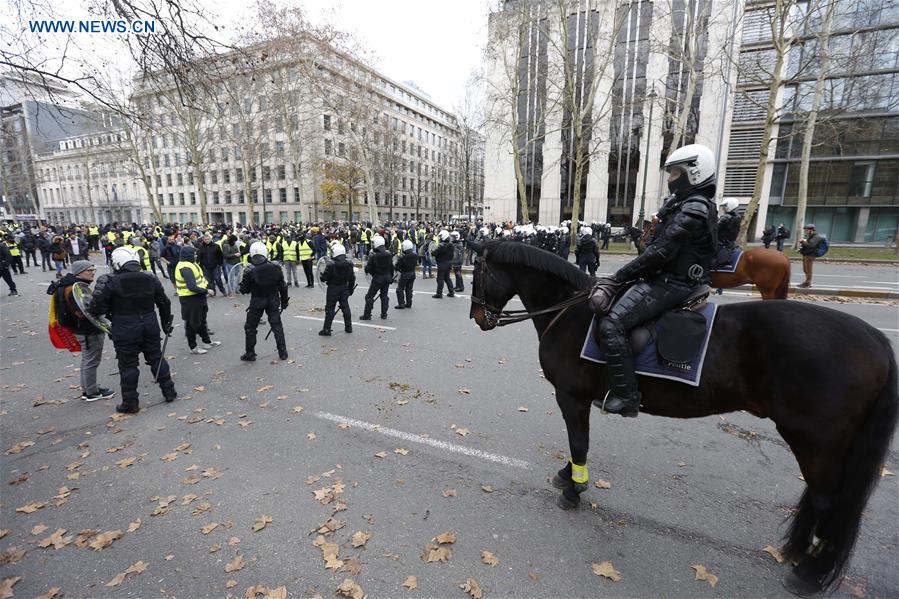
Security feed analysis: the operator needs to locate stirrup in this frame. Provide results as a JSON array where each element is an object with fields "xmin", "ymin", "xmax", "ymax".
[{"xmin": 598, "ymin": 390, "xmax": 641, "ymax": 417}]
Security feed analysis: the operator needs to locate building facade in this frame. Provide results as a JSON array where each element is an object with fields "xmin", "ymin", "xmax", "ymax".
[{"xmin": 484, "ymin": 0, "xmax": 898, "ymax": 241}]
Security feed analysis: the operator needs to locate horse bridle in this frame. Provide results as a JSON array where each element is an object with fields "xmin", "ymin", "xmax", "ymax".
[{"xmin": 470, "ymin": 248, "xmax": 591, "ymax": 329}]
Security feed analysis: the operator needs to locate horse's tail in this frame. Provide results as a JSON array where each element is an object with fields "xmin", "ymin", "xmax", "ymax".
[
  {"xmin": 815, "ymin": 331, "xmax": 898, "ymax": 587},
  {"xmin": 774, "ymin": 254, "xmax": 791, "ymax": 299}
]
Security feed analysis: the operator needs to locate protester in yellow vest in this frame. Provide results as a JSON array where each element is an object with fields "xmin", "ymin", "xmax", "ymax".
[
  {"xmin": 173, "ymin": 245, "xmax": 220, "ymax": 355},
  {"xmin": 127, "ymin": 234, "xmax": 151, "ymax": 271},
  {"xmin": 279, "ymin": 235, "xmax": 300, "ymax": 287}
]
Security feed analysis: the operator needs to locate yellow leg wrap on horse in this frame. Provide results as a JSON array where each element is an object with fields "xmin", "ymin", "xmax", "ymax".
[{"xmin": 570, "ymin": 459, "xmax": 588, "ymax": 484}]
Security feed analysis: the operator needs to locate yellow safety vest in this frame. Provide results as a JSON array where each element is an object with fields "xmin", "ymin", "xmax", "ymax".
[
  {"xmin": 107, "ymin": 231, "xmax": 117, "ymax": 242},
  {"xmin": 298, "ymin": 240, "xmax": 313, "ymax": 261},
  {"xmin": 6, "ymin": 242, "xmax": 20, "ymax": 257},
  {"xmin": 122, "ymin": 231, "xmax": 133, "ymax": 243},
  {"xmin": 174, "ymin": 261, "xmax": 207, "ymax": 297},
  {"xmin": 129, "ymin": 244, "xmax": 151, "ymax": 270},
  {"xmin": 89, "ymin": 226, "xmax": 99, "ymax": 236},
  {"xmin": 281, "ymin": 240, "xmax": 298, "ymax": 262}
]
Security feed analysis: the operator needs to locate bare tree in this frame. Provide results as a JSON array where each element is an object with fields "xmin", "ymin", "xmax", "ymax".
[
  {"xmin": 454, "ymin": 72, "xmax": 487, "ymax": 220},
  {"xmin": 373, "ymin": 116, "xmax": 404, "ymax": 222}
]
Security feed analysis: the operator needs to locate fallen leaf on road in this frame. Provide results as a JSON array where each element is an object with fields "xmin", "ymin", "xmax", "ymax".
[
  {"xmin": 0, "ymin": 547, "xmax": 26, "ymax": 565},
  {"xmin": 336, "ymin": 579, "xmax": 364, "ymax": 599},
  {"xmin": 0, "ymin": 577, "xmax": 21, "ymax": 599},
  {"xmin": 105, "ymin": 561, "xmax": 147, "ymax": 587},
  {"xmin": 307, "ymin": 432, "xmax": 316, "ymax": 440},
  {"xmin": 460, "ymin": 578, "xmax": 482, "ymax": 599},
  {"xmin": 317, "ymin": 517, "xmax": 345, "ymax": 535},
  {"xmin": 181, "ymin": 475, "xmax": 201, "ymax": 485},
  {"xmin": 5, "ymin": 441, "xmax": 34, "ymax": 454},
  {"xmin": 457, "ymin": 388, "xmax": 471, "ymax": 395},
  {"xmin": 341, "ymin": 557, "xmax": 363, "ymax": 576},
  {"xmin": 224, "ymin": 554, "xmax": 246, "ymax": 573},
  {"xmin": 253, "ymin": 515, "xmax": 273, "ymax": 532},
  {"xmin": 351, "ymin": 531, "xmax": 371, "ymax": 548},
  {"xmin": 34, "ymin": 587, "xmax": 60, "ymax": 599},
  {"xmin": 691, "ymin": 564, "xmax": 718, "ymax": 587},
  {"xmin": 442, "ymin": 489, "xmax": 457, "ymax": 497},
  {"xmin": 127, "ymin": 519, "xmax": 142, "ymax": 532},
  {"xmin": 225, "ymin": 580, "xmax": 237, "ymax": 589},
  {"xmin": 208, "ymin": 543, "xmax": 220, "ymax": 553},
  {"xmin": 30, "ymin": 524, "xmax": 48, "ymax": 535},
  {"xmin": 455, "ymin": 427, "xmax": 471, "ymax": 437},
  {"xmin": 480, "ymin": 485, "xmax": 493, "ymax": 493},
  {"xmin": 181, "ymin": 494, "xmax": 199, "ymax": 505},
  {"xmin": 337, "ymin": 423, "xmax": 351, "ymax": 429},
  {"xmin": 592, "ymin": 561, "xmax": 622, "ymax": 581},
  {"xmin": 115, "ymin": 457, "xmax": 137, "ymax": 468},
  {"xmin": 394, "ymin": 448, "xmax": 409, "ymax": 456},
  {"xmin": 174, "ymin": 443, "xmax": 191, "ymax": 452},
  {"xmin": 763, "ymin": 544, "xmax": 786, "ymax": 564},
  {"xmin": 403, "ymin": 575, "xmax": 418, "ymax": 590},
  {"xmin": 16, "ymin": 502, "xmax": 46, "ymax": 514},
  {"xmin": 194, "ymin": 386, "xmax": 205, "ymax": 392},
  {"xmin": 883, "ymin": 467, "xmax": 895, "ymax": 477},
  {"xmin": 517, "ymin": 406, "xmax": 528, "ymax": 412},
  {"xmin": 322, "ymin": 542, "xmax": 344, "ymax": 570},
  {"xmin": 481, "ymin": 550, "xmax": 499, "ymax": 566},
  {"xmin": 202, "ymin": 467, "xmax": 222, "ymax": 479},
  {"xmin": 228, "ymin": 536, "xmax": 240, "ymax": 546},
  {"xmin": 594, "ymin": 479, "xmax": 612, "ymax": 489},
  {"xmin": 38, "ymin": 529, "xmax": 73, "ymax": 549},
  {"xmin": 65, "ymin": 461, "xmax": 82, "ymax": 471},
  {"xmin": 374, "ymin": 451, "xmax": 387, "ymax": 459},
  {"xmin": 256, "ymin": 385, "xmax": 274, "ymax": 393},
  {"xmin": 422, "ymin": 544, "xmax": 451, "ymax": 563},
  {"xmin": 193, "ymin": 503, "xmax": 212, "ymax": 516},
  {"xmin": 528, "ymin": 571, "xmax": 540, "ymax": 582},
  {"xmin": 89, "ymin": 530, "xmax": 122, "ymax": 551},
  {"xmin": 200, "ymin": 522, "xmax": 219, "ymax": 535},
  {"xmin": 293, "ymin": 406, "xmax": 304, "ymax": 413},
  {"xmin": 160, "ymin": 453, "xmax": 178, "ymax": 462},
  {"xmin": 436, "ymin": 532, "xmax": 456, "ymax": 544}
]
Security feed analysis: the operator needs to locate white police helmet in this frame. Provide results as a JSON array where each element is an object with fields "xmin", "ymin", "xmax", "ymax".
[
  {"xmin": 664, "ymin": 143, "xmax": 716, "ymax": 188},
  {"xmin": 479, "ymin": 227, "xmax": 489, "ymax": 236},
  {"xmin": 560, "ymin": 226, "xmax": 569, "ymax": 234},
  {"xmin": 439, "ymin": 230, "xmax": 451, "ymax": 241},
  {"xmin": 111, "ymin": 246, "xmax": 140, "ymax": 270},
  {"xmin": 501, "ymin": 229, "xmax": 511, "ymax": 237},
  {"xmin": 331, "ymin": 243, "xmax": 347, "ymax": 257},
  {"xmin": 372, "ymin": 235, "xmax": 385, "ymax": 249},
  {"xmin": 401, "ymin": 239, "xmax": 414, "ymax": 252},
  {"xmin": 451, "ymin": 231, "xmax": 461, "ymax": 240},
  {"xmin": 721, "ymin": 198, "xmax": 739, "ymax": 213},
  {"xmin": 249, "ymin": 241, "xmax": 268, "ymax": 258},
  {"xmin": 580, "ymin": 226, "xmax": 593, "ymax": 236}
]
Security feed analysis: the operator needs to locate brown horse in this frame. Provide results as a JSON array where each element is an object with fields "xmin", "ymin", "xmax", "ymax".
[{"xmin": 640, "ymin": 220, "xmax": 790, "ymax": 299}]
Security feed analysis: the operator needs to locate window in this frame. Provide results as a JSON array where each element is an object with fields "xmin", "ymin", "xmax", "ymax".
[
  {"xmin": 166, "ymin": 174, "xmax": 173, "ymax": 186},
  {"xmin": 211, "ymin": 171, "xmax": 218, "ymax": 184},
  {"xmin": 849, "ymin": 161, "xmax": 875, "ymax": 197},
  {"xmin": 223, "ymin": 169, "xmax": 231, "ymax": 183},
  {"xmin": 323, "ymin": 115, "xmax": 331, "ymax": 131},
  {"xmin": 294, "ymin": 187, "xmax": 300, "ymax": 202},
  {"xmin": 264, "ymin": 189, "xmax": 272, "ymax": 203},
  {"xmin": 232, "ymin": 123, "xmax": 241, "ymax": 136},
  {"xmin": 190, "ymin": 192, "xmax": 196, "ymax": 205},
  {"xmin": 259, "ymin": 96, "xmax": 267, "ymax": 111},
  {"xmin": 276, "ymin": 141, "xmax": 285, "ymax": 156},
  {"xmin": 338, "ymin": 143, "xmax": 345, "ymax": 157},
  {"xmin": 163, "ymin": 154, "xmax": 170, "ymax": 167},
  {"xmin": 213, "ymin": 191, "xmax": 219, "ymax": 204},
  {"xmin": 179, "ymin": 193, "xmax": 185, "ymax": 205},
  {"xmin": 237, "ymin": 190, "xmax": 244, "ymax": 204},
  {"xmin": 225, "ymin": 190, "xmax": 232, "ymax": 204},
  {"xmin": 156, "ymin": 174, "xmax": 162, "ymax": 187},
  {"xmin": 263, "ymin": 166, "xmax": 271, "ymax": 181},
  {"xmin": 235, "ymin": 168, "xmax": 243, "ymax": 183},
  {"xmin": 168, "ymin": 193, "xmax": 174, "ymax": 206},
  {"xmin": 188, "ymin": 172, "xmax": 194, "ymax": 185},
  {"xmin": 324, "ymin": 139, "xmax": 332, "ymax": 155},
  {"xmin": 279, "ymin": 188, "xmax": 287, "ymax": 202},
  {"xmin": 277, "ymin": 165, "xmax": 286, "ymax": 180}
]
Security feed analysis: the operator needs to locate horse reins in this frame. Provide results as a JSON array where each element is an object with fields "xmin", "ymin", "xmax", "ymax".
[{"xmin": 470, "ymin": 249, "xmax": 591, "ymax": 331}]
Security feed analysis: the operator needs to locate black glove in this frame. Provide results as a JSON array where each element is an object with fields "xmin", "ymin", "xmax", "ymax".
[
  {"xmin": 280, "ymin": 298, "xmax": 289, "ymax": 311},
  {"xmin": 161, "ymin": 315, "xmax": 174, "ymax": 335}
]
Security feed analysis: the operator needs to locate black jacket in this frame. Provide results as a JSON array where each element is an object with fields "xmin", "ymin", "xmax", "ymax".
[
  {"xmin": 239, "ymin": 257, "xmax": 288, "ymax": 305},
  {"xmin": 90, "ymin": 265, "xmax": 172, "ymax": 325},
  {"xmin": 196, "ymin": 242, "xmax": 223, "ymax": 269},
  {"xmin": 433, "ymin": 240, "xmax": 454, "ymax": 268},
  {"xmin": 575, "ymin": 236, "xmax": 598, "ymax": 266},
  {"xmin": 47, "ymin": 274, "xmax": 102, "ymax": 335},
  {"xmin": 365, "ymin": 247, "xmax": 394, "ymax": 283},
  {"xmin": 397, "ymin": 251, "xmax": 418, "ymax": 279}
]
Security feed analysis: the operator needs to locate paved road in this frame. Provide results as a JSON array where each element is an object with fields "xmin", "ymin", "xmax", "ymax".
[{"xmin": 1, "ymin": 262, "xmax": 896, "ymax": 598}]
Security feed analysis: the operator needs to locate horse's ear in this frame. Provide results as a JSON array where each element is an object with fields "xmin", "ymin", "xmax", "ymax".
[{"xmin": 469, "ymin": 240, "xmax": 483, "ymax": 255}]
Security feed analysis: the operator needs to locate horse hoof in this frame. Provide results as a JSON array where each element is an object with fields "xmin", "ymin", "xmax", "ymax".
[
  {"xmin": 781, "ymin": 570, "xmax": 823, "ymax": 597},
  {"xmin": 556, "ymin": 489, "xmax": 580, "ymax": 510},
  {"xmin": 551, "ymin": 473, "xmax": 572, "ymax": 489}
]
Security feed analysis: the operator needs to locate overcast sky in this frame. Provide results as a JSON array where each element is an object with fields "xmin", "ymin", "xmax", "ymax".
[{"xmin": 220, "ymin": 0, "xmax": 492, "ymax": 111}]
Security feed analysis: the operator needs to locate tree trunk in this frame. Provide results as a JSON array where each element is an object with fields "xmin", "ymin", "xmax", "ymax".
[
  {"xmin": 512, "ymin": 143, "xmax": 530, "ymax": 223},
  {"xmin": 244, "ymin": 170, "xmax": 255, "ymax": 227},
  {"xmin": 793, "ymin": 0, "xmax": 834, "ymax": 250}
]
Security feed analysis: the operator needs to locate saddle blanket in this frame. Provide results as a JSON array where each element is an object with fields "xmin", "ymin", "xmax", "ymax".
[
  {"xmin": 710, "ymin": 247, "xmax": 742, "ymax": 273},
  {"xmin": 580, "ymin": 302, "xmax": 718, "ymax": 386}
]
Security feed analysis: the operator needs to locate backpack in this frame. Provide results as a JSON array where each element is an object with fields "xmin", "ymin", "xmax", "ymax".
[{"xmin": 815, "ymin": 236, "xmax": 829, "ymax": 258}]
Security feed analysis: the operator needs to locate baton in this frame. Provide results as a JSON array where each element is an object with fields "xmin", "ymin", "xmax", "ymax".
[
  {"xmin": 264, "ymin": 306, "xmax": 286, "ymax": 340},
  {"xmin": 154, "ymin": 332, "xmax": 171, "ymax": 383}
]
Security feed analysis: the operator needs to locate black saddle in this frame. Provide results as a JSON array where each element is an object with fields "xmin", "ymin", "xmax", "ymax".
[{"xmin": 626, "ymin": 285, "xmax": 711, "ymax": 361}]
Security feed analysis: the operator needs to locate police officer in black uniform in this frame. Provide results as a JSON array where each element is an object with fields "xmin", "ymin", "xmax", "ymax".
[
  {"xmin": 361, "ymin": 234, "xmax": 393, "ymax": 320},
  {"xmin": 394, "ymin": 239, "xmax": 417, "ymax": 310},
  {"xmin": 715, "ymin": 197, "xmax": 742, "ymax": 264},
  {"xmin": 319, "ymin": 243, "xmax": 355, "ymax": 336},
  {"xmin": 90, "ymin": 246, "xmax": 177, "ymax": 413},
  {"xmin": 239, "ymin": 241, "xmax": 289, "ymax": 361},
  {"xmin": 591, "ymin": 143, "xmax": 718, "ymax": 417}
]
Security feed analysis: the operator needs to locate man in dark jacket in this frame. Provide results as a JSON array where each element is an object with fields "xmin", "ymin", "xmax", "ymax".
[
  {"xmin": 239, "ymin": 241, "xmax": 289, "ymax": 361},
  {"xmin": 21, "ymin": 230, "xmax": 38, "ymax": 268},
  {"xmin": 90, "ymin": 247, "xmax": 177, "ymax": 413},
  {"xmin": 197, "ymin": 233, "xmax": 226, "ymax": 296},
  {"xmin": 0, "ymin": 242, "xmax": 18, "ymax": 295},
  {"xmin": 37, "ymin": 232, "xmax": 52, "ymax": 272},
  {"xmin": 394, "ymin": 239, "xmax": 417, "ymax": 309},
  {"xmin": 318, "ymin": 243, "xmax": 355, "ymax": 336},
  {"xmin": 775, "ymin": 223, "xmax": 790, "ymax": 252},
  {"xmin": 451, "ymin": 231, "xmax": 465, "ymax": 292},
  {"xmin": 361, "ymin": 235, "xmax": 393, "ymax": 320},
  {"xmin": 798, "ymin": 224, "xmax": 823, "ymax": 288},
  {"xmin": 432, "ymin": 230, "xmax": 455, "ymax": 298},
  {"xmin": 160, "ymin": 236, "xmax": 181, "ymax": 288},
  {"xmin": 174, "ymin": 245, "xmax": 219, "ymax": 354},
  {"xmin": 48, "ymin": 260, "xmax": 114, "ymax": 401},
  {"xmin": 575, "ymin": 227, "xmax": 599, "ymax": 276}
]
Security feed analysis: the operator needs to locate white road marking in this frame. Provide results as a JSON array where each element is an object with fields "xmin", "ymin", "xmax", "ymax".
[
  {"xmin": 293, "ymin": 315, "xmax": 396, "ymax": 331},
  {"xmin": 880, "ymin": 328, "xmax": 899, "ymax": 333},
  {"xmin": 314, "ymin": 411, "xmax": 531, "ymax": 470}
]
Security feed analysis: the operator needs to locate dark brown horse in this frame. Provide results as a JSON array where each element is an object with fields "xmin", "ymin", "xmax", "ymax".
[
  {"xmin": 639, "ymin": 220, "xmax": 791, "ymax": 299},
  {"xmin": 468, "ymin": 240, "xmax": 896, "ymax": 595}
]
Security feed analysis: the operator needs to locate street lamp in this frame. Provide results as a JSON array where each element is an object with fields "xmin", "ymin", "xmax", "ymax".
[{"xmin": 637, "ymin": 86, "xmax": 658, "ymax": 227}]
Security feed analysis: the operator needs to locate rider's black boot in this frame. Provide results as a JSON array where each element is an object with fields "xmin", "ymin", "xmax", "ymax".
[{"xmin": 596, "ymin": 390, "xmax": 642, "ymax": 417}]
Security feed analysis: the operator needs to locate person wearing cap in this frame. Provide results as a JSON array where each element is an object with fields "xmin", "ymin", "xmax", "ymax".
[
  {"xmin": 318, "ymin": 243, "xmax": 355, "ymax": 336},
  {"xmin": 798, "ymin": 224, "xmax": 823, "ymax": 288},
  {"xmin": 174, "ymin": 245, "xmax": 220, "ymax": 354},
  {"xmin": 89, "ymin": 247, "xmax": 177, "ymax": 413},
  {"xmin": 47, "ymin": 260, "xmax": 115, "ymax": 401},
  {"xmin": 361, "ymin": 234, "xmax": 394, "ymax": 320},
  {"xmin": 394, "ymin": 239, "xmax": 418, "ymax": 309},
  {"xmin": 431, "ymin": 230, "xmax": 455, "ymax": 298}
]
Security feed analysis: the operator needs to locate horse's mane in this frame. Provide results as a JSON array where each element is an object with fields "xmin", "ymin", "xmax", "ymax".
[{"xmin": 484, "ymin": 241, "xmax": 592, "ymax": 290}]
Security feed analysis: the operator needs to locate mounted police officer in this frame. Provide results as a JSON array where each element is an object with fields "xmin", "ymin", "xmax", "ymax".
[
  {"xmin": 590, "ymin": 143, "xmax": 718, "ymax": 418},
  {"xmin": 89, "ymin": 246, "xmax": 177, "ymax": 413},
  {"xmin": 715, "ymin": 198, "xmax": 742, "ymax": 264},
  {"xmin": 318, "ymin": 243, "xmax": 355, "ymax": 336},
  {"xmin": 394, "ymin": 239, "xmax": 417, "ymax": 310},
  {"xmin": 239, "ymin": 241, "xmax": 289, "ymax": 361},
  {"xmin": 361, "ymin": 234, "xmax": 393, "ymax": 320}
]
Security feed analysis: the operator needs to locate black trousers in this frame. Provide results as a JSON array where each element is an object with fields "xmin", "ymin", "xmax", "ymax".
[
  {"xmin": 435, "ymin": 266, "xmax": 454, "ymax": 296},
  {"xmin": 302, "ymin": 260, "xmax": 315, "ymax": 286},
  {"xmin": 396, "ymin": 274, "xmax": 414, "ymax": 307},
  {"xmin": 364, "ymin": 279, "xmax": 390, "ymax": 316},
  {"xmin": 11, "ymin": 256, "xmax": 24, "ymax": 274},
  {"xmin": 179, "ymin": 295, "xmax": 211, "ymax": 349},
  {"xmin": 323, "ymin": 286, "xmax": 352, "ymax": 331},
  {"xmin": 453, "ymin": 266, "xmax": 464, "ymax": 291},
  {"xmin": 598, "ymin": 279, "xmax": 696, "ymax": 397},
  {"xmin": 245, "ymin": 294, "xmax": 285, "ymax": 354},
  {"xmin": 23, "ymin": 249, "xmax": 37, "ymax": 266},
  {"xmin": 111, "ymin": 312, "xmax": 174, "ymax": 407},
  {"xmin": 0, "ymin": 266, "xmax": 15, "ymax": 292},
  {"xmin": 41, "ymin": 251, "xmax": 52, "ymax": 270}
]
